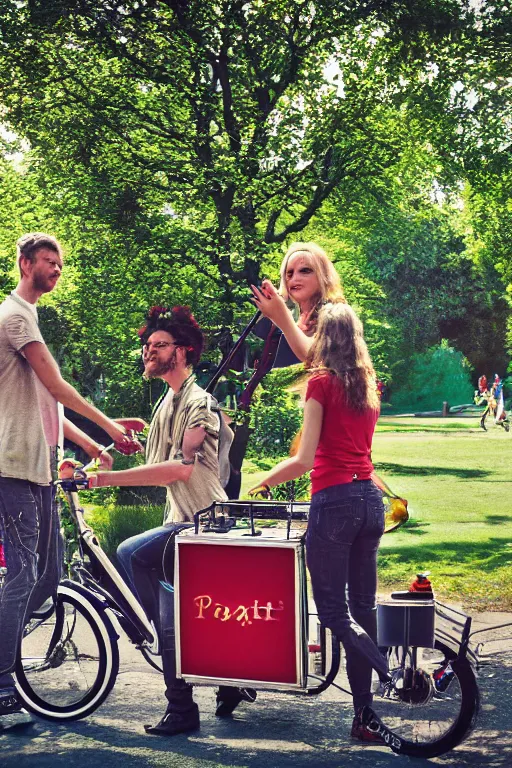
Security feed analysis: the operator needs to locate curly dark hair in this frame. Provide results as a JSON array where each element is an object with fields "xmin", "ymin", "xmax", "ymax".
[{"xmin": 139, "ymin": 305, "xmax": 204, "ymax": 366}]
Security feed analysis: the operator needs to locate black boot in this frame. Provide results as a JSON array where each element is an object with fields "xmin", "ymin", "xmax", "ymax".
[
  {"xmin": 148, "ymin": 581, "xmax": 199, "ymax": 735},
  {"xmin": 145, "ymin": 703, "xmax": 199, "ymax": 736},
  {"xmin": 215, "ymin": 686, "xmax": 257, "ymax": 717}
]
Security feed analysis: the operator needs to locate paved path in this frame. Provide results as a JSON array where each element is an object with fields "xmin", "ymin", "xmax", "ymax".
[{"xmin": 2, "ymin": 613, "xmax": 512, "ymax": 768}]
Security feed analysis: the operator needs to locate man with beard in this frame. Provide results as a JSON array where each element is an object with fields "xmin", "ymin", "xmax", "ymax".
[
  {"xmin": 0, "ymin": 233, "xmax": 130, "ymax": 730},
  {"xmin": 88, "ymin": 305, "xmax": 255, "ymax": 736}
]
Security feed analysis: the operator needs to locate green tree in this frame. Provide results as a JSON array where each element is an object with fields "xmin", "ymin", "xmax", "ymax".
[
  {"xmin": 1, "ymin": 1, "xmax": 510, "ymax": 411},
  {"xmin": 304, "ymin": 145, "xmax": 510, "ymax": 382},
  {"xmin": 391, "ymin": 340, "xmax": 475, "ymax": 412},
  {"xmin": 0, "ymin": 0, "xmax": 498, "ymax": 299}
]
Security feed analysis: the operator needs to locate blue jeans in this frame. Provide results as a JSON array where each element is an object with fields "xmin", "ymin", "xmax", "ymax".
[
  {"xmin": 306, "ymin": 480, "xmax": 387, "ymax": 712},
  {"xmin": 0, "ymin": 477, "xmax": 61, "ymax": 687},
  {"xmin": 117, "ymin": 524, "xmax": 239, "ymax": 713},
  {"xmin": 116, "ymin": 524, "xmax": 190, "ymax": 627},
  {"xmin": 117, "ymin": 524, "xmax": 196, "ymax": 710}
]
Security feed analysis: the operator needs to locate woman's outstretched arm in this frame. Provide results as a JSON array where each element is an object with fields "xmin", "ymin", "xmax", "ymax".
[
  {"xmin": 248, "ymin": 397, "xmax": 322, "ymax": 492},
  {"xmin": 250, "ymin": 280, "xmax": 314, "ymax": 362}
]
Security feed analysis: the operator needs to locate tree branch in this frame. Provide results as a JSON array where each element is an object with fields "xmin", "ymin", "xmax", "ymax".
[
  {"xmin": 53, "ymin": 77, "xmax": 191, "ymax": 185},
  {"xmin": 212, "ymin": 44, "xmax": 241, "ymax": 155}
]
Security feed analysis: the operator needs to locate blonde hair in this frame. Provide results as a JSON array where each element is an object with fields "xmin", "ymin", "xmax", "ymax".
[
  {"xmin": 306, "ymin": 302, "xmax": 379, "ymax": 412},
  {"xmin": 278, "ymin": 242, "xmax": 345, "ymax": 305}
]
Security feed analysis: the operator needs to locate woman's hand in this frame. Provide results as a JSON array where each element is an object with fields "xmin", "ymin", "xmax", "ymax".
[
  {"xmin": 248, "ymin": 483, "xmax": 272, "ymax": 499},
  {"xmin": 250, "ymin": 280, "xmax": 291, "ymax": 328}
]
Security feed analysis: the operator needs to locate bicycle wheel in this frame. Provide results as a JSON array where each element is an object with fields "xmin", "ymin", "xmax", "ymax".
[
  {"xmin": 15, "ymin": 583, "xmax": 119, "ymax": 721},
  {"xmin": 371, "ymin": 640, "xmax": 479, "ymax": 758}
]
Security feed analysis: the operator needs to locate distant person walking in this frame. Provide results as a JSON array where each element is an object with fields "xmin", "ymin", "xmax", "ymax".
[
  {"xmin": 478, "ymin": 374, "xmax": 488, "ymax": 394},
  {"xmin": 475, "ymin": 373, "xmax": 509, "ymax": 432}
]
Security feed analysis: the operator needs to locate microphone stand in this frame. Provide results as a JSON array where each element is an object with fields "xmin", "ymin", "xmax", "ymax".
[{"xmin": 205, "ymin": 310, "xmax": 261, "ymax": 395}]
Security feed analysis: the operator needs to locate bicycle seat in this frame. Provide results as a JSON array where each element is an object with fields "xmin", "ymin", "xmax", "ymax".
[
  {"xmin": 30, "ymin": 598, "xmax": 55, "ymax": 621},
  {"xmin": 390, "ymin": 590, "xmax": 434, "ymax": 601}
]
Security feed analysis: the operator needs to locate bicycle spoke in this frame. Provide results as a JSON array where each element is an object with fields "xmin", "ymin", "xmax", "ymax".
[
  {"xmin": 21, "ymin": 601, "xmax": 103, "ymax": 707},
  {"xmin": 372, "ymin": 642, "xmax": 477, "ymax": 753}
]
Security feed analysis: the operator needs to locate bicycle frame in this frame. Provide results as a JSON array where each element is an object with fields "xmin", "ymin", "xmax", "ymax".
[{"xmin": 60, "ymin": 484, "xmax": 156, "ymax": 648}]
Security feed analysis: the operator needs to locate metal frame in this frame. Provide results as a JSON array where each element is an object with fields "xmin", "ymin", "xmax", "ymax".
[{"xmin": 63, "ymin": 488, "xmax": 156, "ymax": 645}]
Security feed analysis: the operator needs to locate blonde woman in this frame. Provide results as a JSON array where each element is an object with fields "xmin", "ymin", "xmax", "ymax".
[
  {"xmin": 251, "ymin": 241, "xmax": 345, "ymax": 365},
  {"xmin": 249, "ymin": 302, "xmax": 389, "ymax": 743}
]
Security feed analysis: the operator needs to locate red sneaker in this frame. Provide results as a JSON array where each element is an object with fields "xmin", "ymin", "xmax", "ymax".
[{"xmin": 351, "ymin": 707, "xmax": 387, "ymax": 745}]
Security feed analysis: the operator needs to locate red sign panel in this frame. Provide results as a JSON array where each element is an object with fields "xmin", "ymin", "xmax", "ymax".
[{"xmin": 176, "ymin": 540, "xmax": 301, "ymax": 685}]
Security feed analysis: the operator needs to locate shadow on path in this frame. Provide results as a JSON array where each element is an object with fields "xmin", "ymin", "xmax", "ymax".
[{"xmin": 3, "ymin": 658, "xmax": 512, "ymax": 768}]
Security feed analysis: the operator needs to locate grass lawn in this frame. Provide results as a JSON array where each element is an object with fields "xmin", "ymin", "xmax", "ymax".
[{"xmin": 242, "ymin": 415, "xmax": 512, "ymax": 611}]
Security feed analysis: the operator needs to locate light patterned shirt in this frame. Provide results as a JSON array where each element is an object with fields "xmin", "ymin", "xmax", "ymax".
[{"xmin": 145, "ymin": 375, "xmax": 230, "ymax": 523}]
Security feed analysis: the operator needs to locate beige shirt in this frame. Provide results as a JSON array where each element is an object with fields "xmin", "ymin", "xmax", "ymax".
[
  {"xmin": 12, "ymin": 293, "xmax": 63, "ymax": 453},
  {"xmin": 0, "ymin": 293, "xmax": 56, "ymax": 484},
  {"xmin": 145, "ymin": 375, "xmax": 230, "ymax": 523}
]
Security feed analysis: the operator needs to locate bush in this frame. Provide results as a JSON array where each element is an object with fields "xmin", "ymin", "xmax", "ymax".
[
  {"xmin": 247, "ymin": 368, "xmax": 303, "ymax": 457},
  {"xmin": 272, "ymin": 474, "xmax": 311, "ymax": 501},
  {"xmin": 88, "ymin": 504, "xmax": 164, "ymax": 560},
  {"xmin": 245, "ymin": 456, "xmax": 311, "ymax": 500},
  {"xmin": 391, "ymin": 340, "xmax": 474, "ymax": 413}
]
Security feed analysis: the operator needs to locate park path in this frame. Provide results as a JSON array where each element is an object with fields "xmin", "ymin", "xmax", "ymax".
[{"xmin": 2, "ymin": 612, "xmax": 512, "ymax": 768}]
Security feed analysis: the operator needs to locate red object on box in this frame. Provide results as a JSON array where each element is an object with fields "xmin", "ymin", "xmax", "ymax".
[
  {"xmin": 176, "ymin": 538, "xmax": 304, "ymax": 686},
  {"xmin": 0, "ymin": 540, "xmax": 6, "ymax": 568}
]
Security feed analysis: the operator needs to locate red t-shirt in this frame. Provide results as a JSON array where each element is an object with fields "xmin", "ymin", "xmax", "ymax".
[{"xmin": 305, "ymin": 372, "xmax": 379, "ymax": 495}]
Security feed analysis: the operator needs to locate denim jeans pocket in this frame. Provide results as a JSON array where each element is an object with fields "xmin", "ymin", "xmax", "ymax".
[
  {"xmin": 312, "ymin": 501, "xmax": 360, "ymax": 545},
  {"xmin": 368, "ymin": 501, "xmax": 385, "ymax": 537},
  {"xmin": 7, "ymin": 500, "xmax": 39, "ymax": 552}
]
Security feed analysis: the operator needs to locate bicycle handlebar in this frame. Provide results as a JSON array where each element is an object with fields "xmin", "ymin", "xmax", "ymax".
[{"xmin": 57, "ymin": 423, "xmax": 144, "ymax": 490}]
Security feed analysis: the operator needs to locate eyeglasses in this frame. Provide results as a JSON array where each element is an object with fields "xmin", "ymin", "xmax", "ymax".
[{"xmin": 142, "ymin": 341, "xmax": 179, "ymax": 354}]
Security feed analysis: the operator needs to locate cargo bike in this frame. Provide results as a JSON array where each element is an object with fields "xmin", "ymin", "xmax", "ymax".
[{"xmin": 14, "ymin": 462, "xmax": 480, "ymax": 759}]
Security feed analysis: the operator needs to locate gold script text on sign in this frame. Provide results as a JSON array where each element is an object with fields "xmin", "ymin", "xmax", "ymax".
[{"xmin": 193, "ymin": 595, "xmax": 285, "ymax": 627}]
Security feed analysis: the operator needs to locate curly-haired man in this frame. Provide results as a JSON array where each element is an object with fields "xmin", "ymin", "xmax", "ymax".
[{"xmin": 89, "ymin": 305, "xmax": 255, "ymax": 735}]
